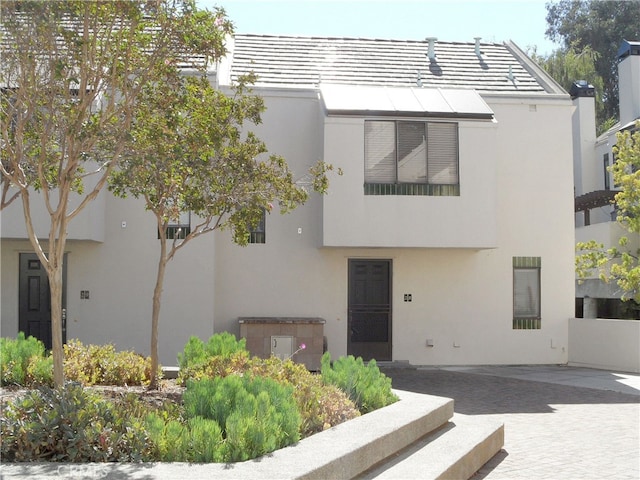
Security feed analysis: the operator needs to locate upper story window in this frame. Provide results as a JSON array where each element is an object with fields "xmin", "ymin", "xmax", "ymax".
[
  {"xmin": 248, "ymin": 209, "xmax": 266, "ymax": 244},
  {"xmin": 364, "ymin": 120, "xmax": 459, "ymax": 196},
  {"xmin": 160, "ymin": 211, "xmax": 191, "ymax": 240}
]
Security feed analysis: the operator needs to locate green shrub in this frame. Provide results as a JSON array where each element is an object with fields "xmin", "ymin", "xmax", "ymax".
[
  {"xmin": 177, "ymin": 350, "xmax": 250, "ymax": 385},
  {"xmin": 247, "ymin": 356, "xmax": 360, "ymax": 436},
  {"xmin": 187, "ymin": 416, "xmax": 226, "ymax": 463},
  {"xmin": 321, "ymin": 352, "xmax": 398, "ymax": 414},
  {"xmin": 0, "ymin": 384, "xmax": 152, "ymax": 462},
  {"xmin": 183, "ymin": 375, "xmax": 301, "ymax": 462},
  {"xmin": 178, "ymin": 352, "xmax": 360, "ymax": 438},
  {"xmin": 0, "ymin": 332, "xmax": 53, "ymax": 387},
  {"xmin": 63, "ymin": 340, "xmax": 159, "ymax": 386},
  {"xmin": 177, "ymin": 333, "xmax": 247, "ymax": 369}
]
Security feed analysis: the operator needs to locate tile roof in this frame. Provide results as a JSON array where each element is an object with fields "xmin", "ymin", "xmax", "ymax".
[{"xmin": 229, "ymin": 34, "xmax": 561, "ymax": 94}]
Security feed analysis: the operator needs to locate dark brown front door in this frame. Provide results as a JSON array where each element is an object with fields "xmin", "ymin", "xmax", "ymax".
[
  {"xmin": 19, "ymin": 253, "xmax": 66, "ymax": 350},
  {"xmin": 348, "ymin": 259, "xmax": 392, "ymax": 361}
]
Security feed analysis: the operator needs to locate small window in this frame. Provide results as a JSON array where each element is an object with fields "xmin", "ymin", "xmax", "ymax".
[
  {"xmin": 364, "ymin": 120, "xmax": 459, "ymax": 196},
  {"xmin": 603, "ymin": 153, "xmax": 610, "ymax": 190},
  {"xmin": 248, "ymin": 209, "xmax": 266, "ymax": 244},
  {"xmin": 513, "ymin": 257, "xmax": 541, "ymax": 329},
  {"xmin": 159, "ymin": 211, "xmax": 191, "ymax": 240}
]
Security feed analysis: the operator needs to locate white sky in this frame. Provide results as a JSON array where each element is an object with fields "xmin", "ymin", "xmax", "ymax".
[{"xmin": 197, "ymin": 0, "xmax": 561, "ymax": 55}]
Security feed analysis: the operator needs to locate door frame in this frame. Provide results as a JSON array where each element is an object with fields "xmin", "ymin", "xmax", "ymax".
[{"xmin": 347, "ymin": 258, "xmax": 392, "ymax": 361}]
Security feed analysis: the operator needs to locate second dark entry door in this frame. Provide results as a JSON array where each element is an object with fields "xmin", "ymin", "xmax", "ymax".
[
  {"xmin": 347, "ymin": 259, "xmax": 392, "ymax": 361},
  {"xmin": 18, "ymin": 253, "xmax": 66, "ymax": 350}
]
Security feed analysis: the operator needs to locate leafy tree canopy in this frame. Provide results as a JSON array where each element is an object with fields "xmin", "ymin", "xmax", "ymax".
[
  {"xmin": 0, "ymin": 0, "xmax": 234, "ymax": 386},
  {"xmin": 545, "ymin": 0, "xmax": 640, "ymax": 128},
  {"xmin": 576, "ymin": 122, "xmax": 640, "ymax": 302}
]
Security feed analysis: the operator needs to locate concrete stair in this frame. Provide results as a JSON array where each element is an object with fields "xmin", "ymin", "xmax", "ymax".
[
  {"xmin": 356, "ymin": 413, "xmax": 504, "ymax": 480},
  {"xmin": 290, "ymin": 389, "xmax": 504, "ymax": 480}
]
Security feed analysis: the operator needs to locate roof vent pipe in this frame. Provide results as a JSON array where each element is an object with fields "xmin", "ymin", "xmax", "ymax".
[
  {"xmin": 474, "ymin": 37, "xmax": 482, "ymax": 56},
  {"xmin": 426, "ymin": 37, "xmax": 437, "ymax": 61},
  {"xmin": 507, "ymin": 65, "xmax": 516, "ymax": 82}
]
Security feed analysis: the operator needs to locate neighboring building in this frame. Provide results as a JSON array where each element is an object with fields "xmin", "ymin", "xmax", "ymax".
[
  {"xmin": 1, "ymin": 35, "xmax": 575, "ymax": 367},
  {"xmin": 574, "ymin": 40, "xmax": 640, "ymax": 319}
]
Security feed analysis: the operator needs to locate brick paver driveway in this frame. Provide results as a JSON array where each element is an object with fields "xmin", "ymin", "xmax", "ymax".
[{"xmin": 381, "ymin": 367, "xmax": 640, "ymax": 480}]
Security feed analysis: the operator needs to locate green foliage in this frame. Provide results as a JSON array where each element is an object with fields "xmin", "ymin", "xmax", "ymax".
[
  {"xmin": 63, "ymin": 339, "xmax": 160, "ymax": 386},
  {"xmin": 321, "ymin": 352, "xmax": 398, "ymax": 414},
  {"xmin": 182, "ymin": 376, "xmax": 301, "ymax": 462},
  {"xmin": 178, "ymin": 350, "xmax": 251, "ymax": 384},
  {"xmin": 0, "ymin": 0, "xmax": 235, "ymax": 387},
  {"xmin": 144, "ymin": 413, "xmax": 226, "ymax": 463},
  {"xmin": 545, "ymin": 0, "xmax": 640, "ymax": 125},
  {"xmin": 177, "ymin": 333, "xmax": 248, "ymax": 369},
  {"xmin": 0, "ymin": 384, "xmax": 152, "ymax": 462},
  {"xmin": 576, "ymin": 122, "xmax": 640, "ymax": 302},
  {"xmin": 247, "ymin": 356, "xmax": 360, "ymax": 436},
  {"xmin": 531, "ymin": 45, "xmax": 610, "ymax": 133},
  {"xmin": 0, "ymin": 333, "xmax": 53, "ymax": 387},
  {"xmin": 178, "ymin": 349, "xmax": 360, "ymax": 437}
]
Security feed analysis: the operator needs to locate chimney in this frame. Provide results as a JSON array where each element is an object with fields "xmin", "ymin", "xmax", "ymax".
[
  {"xmin": 571, "ymin": 81, "xmax": 597, "ymax": 198},
  {"xmin": 426, "ymin": 37, "xmax": 437, "ymax": 61},
  {"xmin": 617, "ymin": 40, "xmax": 640, "ymax": 125},
  {"xmin": 474, "ymin": 37, "xmax": 482, "ymax": 56}
]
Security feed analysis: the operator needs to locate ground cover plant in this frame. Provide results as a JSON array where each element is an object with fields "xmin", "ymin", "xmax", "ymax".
[{"xmin": 0, "ymin": 333, "xmax": 398, "ymax": 463}]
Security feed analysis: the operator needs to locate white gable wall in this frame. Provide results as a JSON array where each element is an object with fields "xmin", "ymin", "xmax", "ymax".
[
  {"xmin": 213, "ymin": 88, "xmax": 574, "ymax": 365},
  {"xmin": 1, "ymin": 48, "xmax": 575, "ymax": 367}
]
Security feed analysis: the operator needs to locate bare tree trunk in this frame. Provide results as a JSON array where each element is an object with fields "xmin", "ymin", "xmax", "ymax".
[
  {"xmin": 20, "ymin": 191, "xmax": 67, "ymax": 387},
  {"xmin": 49, "ymin": 265, "xmax": 65, "ymax": 387},
  {"xmin": 149, "ymin": 235, "xmax": 168, "ymax": 390}
]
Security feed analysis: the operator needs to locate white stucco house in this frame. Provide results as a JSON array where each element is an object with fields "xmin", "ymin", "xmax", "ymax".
[
  {"xmin": 1, "ymin": 35, "xmax": 576, "ymax": 367},
  {"xmin": 573, "ymin": 39, "xmax": 640, "ymax": 319}
]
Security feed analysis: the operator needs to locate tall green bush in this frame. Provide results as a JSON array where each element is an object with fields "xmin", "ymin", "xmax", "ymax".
[
  {"xmin": 321, "ymin": 352, "xmax": 398, "ymax": 414},
  {"xmin": 0, "ymin": 332, "xmax": 52, "ymax": 386},
  {"xmin": 183, "ymin": 375, "xmax": 301, "ymax": 461},
  {"xmin": 177, "ymin": 332, "xmax": 247, "ymax": 369}
]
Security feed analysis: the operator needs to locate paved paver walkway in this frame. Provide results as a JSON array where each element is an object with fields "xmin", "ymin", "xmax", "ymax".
[{"xmin": 381, "ymin": 365, "xmax": 640, "ymax": 480}]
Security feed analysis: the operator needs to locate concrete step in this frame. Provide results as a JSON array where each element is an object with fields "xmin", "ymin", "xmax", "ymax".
[{"xmin": 356, "ymin": 413, "xmax": 504, "ymax": 480}]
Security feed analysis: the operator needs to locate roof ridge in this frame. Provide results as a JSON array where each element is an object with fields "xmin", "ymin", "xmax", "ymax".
[{"xmin": 233, "ymin": 33, "xmax": 505, "ymax": 47}]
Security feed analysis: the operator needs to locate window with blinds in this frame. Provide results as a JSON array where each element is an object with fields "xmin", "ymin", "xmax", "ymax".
[
  {"xmin": 364, "ymin": 120, "xmax": 459, "ymax": 195},
  {"xmin": 513, "ymin": 257, "xmax": 541, "ymax": 329}
]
